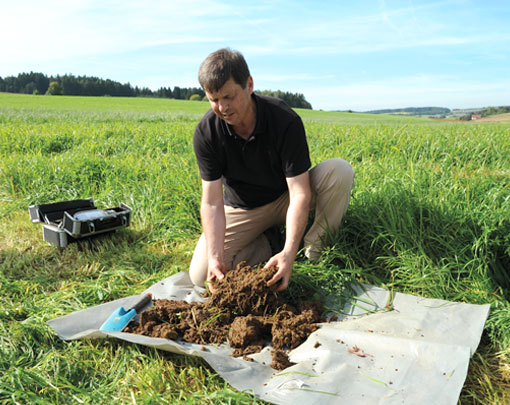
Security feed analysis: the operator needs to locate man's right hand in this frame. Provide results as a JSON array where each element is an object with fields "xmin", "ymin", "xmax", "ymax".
[
  {"xmin": 206, "ymin": 259, "xmax": 227, "ymax": 291},
  {"xmin": 200, "ymin": 178, "xmax": 227, "ymax": 292}
]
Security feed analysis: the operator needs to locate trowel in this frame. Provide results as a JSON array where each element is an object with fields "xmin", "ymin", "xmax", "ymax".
[{"xmin": 100, "ymin": 293, "xmax": 152, "ymax": 332}]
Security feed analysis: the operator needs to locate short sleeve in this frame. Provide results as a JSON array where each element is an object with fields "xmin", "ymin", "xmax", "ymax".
[
  {"xmin": 279, "ymin": 116, "xmax": 311, "ymax": 178},
  {"xmin": 193, "ymin": 124, "xmax": 222, "ymax": 181}
]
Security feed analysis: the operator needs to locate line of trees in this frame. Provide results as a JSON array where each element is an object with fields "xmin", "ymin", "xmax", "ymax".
[
  {"xmin": 0, "ymin": 72, "xmax": 312, "ymax": 109},
  {"xmin": 458, "ymin": 106, "xmax": 510, "ymax": 121},
  {"xmin": 366, "ymin": 107, "xmax": 451, "ymax": 116},
  {"xmin": 0, "ymin": 72, "xmax": 205, "ymax": 100},
  {"xmin": 483, "ymin": 106, "xmax": 510, "ymax": 116},
  {"xmin": 258, "ymin": 90, "xmax": 312, "ymax": 109}
]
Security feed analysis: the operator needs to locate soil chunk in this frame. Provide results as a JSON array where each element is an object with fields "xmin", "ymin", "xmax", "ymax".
[
  {"xmin": 204, "ymin": 263, "xmax": 283, "ymax": 315},
  {"xmin": 125, "ymin": 262, "xmax": 324, "ymax": 369},
  {"xmin": 271, "ymin": 302, "xmax": 322, "ymax": 350},
  {"xmin": 271, "ymin": 349, "xmax": 296, "ymax": 371},
  {"xmin": 228, "ymin": 314, "xmax": 271, "ymax": 348}
]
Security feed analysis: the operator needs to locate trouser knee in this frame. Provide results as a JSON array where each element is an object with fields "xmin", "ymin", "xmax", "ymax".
[
  {"xmin": 329, "ymin": 158, "xmax": 354, "ymax": 188},
  {"xmin": 311, "ymin": 158, "xmax": 354, "ymax": 196}
]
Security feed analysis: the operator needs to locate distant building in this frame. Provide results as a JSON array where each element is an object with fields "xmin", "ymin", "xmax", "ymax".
[{"xmin": 471, "ymin": 114, "xmax": 482, "ymax": 120}]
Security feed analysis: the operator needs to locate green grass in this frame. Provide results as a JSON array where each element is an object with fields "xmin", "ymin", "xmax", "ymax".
[{"xmin": 1, "ymin": 92, "xmax": 509, "ymax": 403}]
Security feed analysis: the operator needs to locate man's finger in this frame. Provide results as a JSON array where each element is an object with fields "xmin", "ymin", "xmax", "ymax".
[
  {"xmin": 267, "ymin": 269, "xmax": 283, "ymax": 287},
  {"xmin": 276, "ymin": 277, "xmax": 289, "ymax": 291},
  {"xmin": 267, "ymin": 275, "xmax": 277, "ymax": 286},
  {"xmin": 263, "ymin": 257, "xmax": 277, "ymax": 270},
  {"xmin": 206, "ymin": 280, "xmax": 215, "ymax": 293},
  {"xmin": 209, "ymin": 268, "xmax": 224, "ymax": 280}
]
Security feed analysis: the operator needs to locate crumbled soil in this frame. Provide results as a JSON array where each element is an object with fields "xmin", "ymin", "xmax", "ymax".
[
  {"xmin": 125, "ymin": 262, "xmax": 324, "ymax": 370},
  {"xmin": 271, "ymin": 349, "xmax": 296, "ymax": 370}
]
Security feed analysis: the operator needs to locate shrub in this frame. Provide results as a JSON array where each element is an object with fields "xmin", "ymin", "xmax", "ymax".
[{"xmin": 46, "ymin": 81, "xmax": 63, "ymax": 95}]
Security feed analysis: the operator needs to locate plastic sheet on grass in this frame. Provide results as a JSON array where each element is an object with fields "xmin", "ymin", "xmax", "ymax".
[{"xmin": 47, "ymin": 272, "xmax": 490, "ymax": 405}]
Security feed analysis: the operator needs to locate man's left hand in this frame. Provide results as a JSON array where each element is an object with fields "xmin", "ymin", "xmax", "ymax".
[
  {"xmin": 265, "ymin": 251, "xmax": 294, "ymax": 291},
  {"xmin": 265, "ymin": 170, "xmax": 311, "ymax": 292}
]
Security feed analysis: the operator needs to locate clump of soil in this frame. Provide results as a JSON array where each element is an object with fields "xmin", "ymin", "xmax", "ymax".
[
  {"xmin": 271, "ymin": 349, "xmax": 296, "ymax": 370},
  {"xmin": 125, "ymin": 262, "xmax": 324, "ymax": 370}
]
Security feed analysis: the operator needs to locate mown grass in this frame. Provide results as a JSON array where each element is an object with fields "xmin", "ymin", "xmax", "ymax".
[{"xmin": 1, "ymin": 92, "xmax": 509, "ymax": 403}]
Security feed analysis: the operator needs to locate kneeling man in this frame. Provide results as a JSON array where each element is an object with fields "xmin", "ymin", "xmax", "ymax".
[{"xmin": 190, "ymin": 48, "xmax": 354, "ymax": 291}]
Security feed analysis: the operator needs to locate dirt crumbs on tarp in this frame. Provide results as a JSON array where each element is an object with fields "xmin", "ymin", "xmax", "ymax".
[{"xmin": 125, "ymin": 262, "xmax": 324, "ymax": 370}]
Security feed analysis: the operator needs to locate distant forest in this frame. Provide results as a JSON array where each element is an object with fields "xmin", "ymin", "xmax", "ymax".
[
  {"xmin": 0, "ymin": 72, "xmax": 312, "ymax": 109},
  {"xmin": 459, "ymin": 105, "xmax": 510, "ymax": 120},
  {"xmin": 366, "ymin": 106, "xmax": 451, "ymax": 115}
]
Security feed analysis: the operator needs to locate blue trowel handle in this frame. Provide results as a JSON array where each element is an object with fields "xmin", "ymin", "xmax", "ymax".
[
  {"xmin": 100, "ymin": 293, "xmax": 152, "ymax": 332},
  {"xmin": 132, "ymin": 293, "xmax": 152, "ymax": 313}
]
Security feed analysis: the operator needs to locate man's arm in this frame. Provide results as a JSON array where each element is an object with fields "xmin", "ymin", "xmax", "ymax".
[
  {"xmin": 266, "ymin": 170, "xmax": 311, "ymax": 291},
  {"xmin": 201, "ymin": 178, "xmax": 227, "ymax": 285}
]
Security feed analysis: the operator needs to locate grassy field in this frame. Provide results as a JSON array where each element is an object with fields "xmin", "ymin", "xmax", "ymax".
[{"xmin": 1, "ymin": 92, "xmax": 509, "ymax": 403}]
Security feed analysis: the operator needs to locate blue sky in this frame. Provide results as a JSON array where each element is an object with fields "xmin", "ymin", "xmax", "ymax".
[{"xmin": 1, "ymin": 0, "xmax": 509, "ymax": 111}]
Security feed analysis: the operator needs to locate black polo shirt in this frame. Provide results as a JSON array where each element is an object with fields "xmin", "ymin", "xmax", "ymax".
[{"xmin": 193, "ymin": 93, "xmax": 311, "ymax": 209}]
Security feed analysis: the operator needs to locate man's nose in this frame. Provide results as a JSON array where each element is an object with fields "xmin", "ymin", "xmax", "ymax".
[{"xmin": 218, "ymin": 100, "xmax": 229, "ymax": 112}]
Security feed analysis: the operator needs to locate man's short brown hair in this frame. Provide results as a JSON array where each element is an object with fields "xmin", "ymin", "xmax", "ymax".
[{"xmin": 198, "ymin": 48, "xmax": 251, "ymax": 92}]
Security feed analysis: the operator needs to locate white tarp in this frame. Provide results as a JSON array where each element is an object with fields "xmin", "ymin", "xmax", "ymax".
[{"xmin": 47, "ymin": 272, "xmax": 490, "ymax": 404}]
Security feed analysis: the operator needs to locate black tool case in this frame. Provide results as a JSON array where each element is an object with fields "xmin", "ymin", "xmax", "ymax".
[{"xmin": 29, "ymin": 198, "xmax": 132, "ymax": 248}]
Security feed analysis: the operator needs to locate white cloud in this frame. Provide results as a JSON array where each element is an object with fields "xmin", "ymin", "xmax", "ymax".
[{"xmin": 0, "ymin": 0, "xmax": 237, "ymax": 68}]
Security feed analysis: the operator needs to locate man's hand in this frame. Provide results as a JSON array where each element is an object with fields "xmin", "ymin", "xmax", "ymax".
[
  {"xmin": 207, "ymin": 258, "xmax": 227, "ymax": 292},
  {"xmin": 265, "ymin": 251, "xmax": 294, "ymax": 291},
  {"xmin": 201, "ymin": 178, "xmax": 226, "ymax": 292},
  {"xmin": 265, "ymin": 171, "xmax": 311, "ymax": 292}
]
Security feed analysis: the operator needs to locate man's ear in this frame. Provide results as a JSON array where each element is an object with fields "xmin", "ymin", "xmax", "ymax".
[{"xmin": 246, "ymin": 76, "xmax": 254, "ymax": 94}]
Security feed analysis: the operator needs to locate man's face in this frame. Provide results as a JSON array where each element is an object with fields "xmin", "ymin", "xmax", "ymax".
[{"xmin": 205, "ymin": 77, "xmax": 254, "ymax": 128}]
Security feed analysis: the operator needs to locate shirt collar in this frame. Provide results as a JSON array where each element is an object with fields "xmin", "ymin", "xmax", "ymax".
[
  {"xmin": 224, "ymin": 93, "xmax": 265, "ymax": 140},
  {"xmin": 252, "ymin": 93, "xmax": 266, "ymax": 136}
]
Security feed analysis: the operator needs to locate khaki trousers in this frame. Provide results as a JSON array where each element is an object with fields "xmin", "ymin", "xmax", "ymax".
[{"xmin": 189, "ymin": 158, "xmax": 354, "ymax": 286}]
